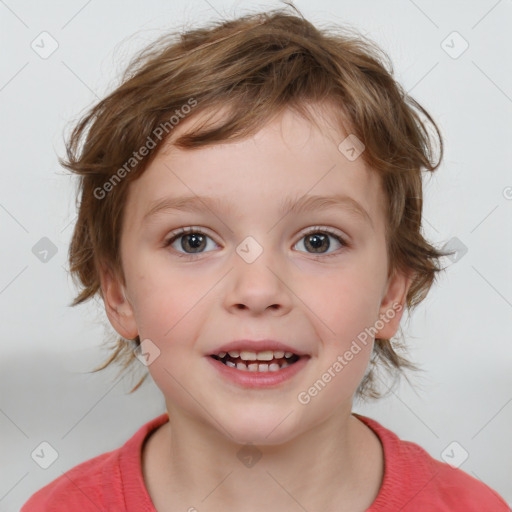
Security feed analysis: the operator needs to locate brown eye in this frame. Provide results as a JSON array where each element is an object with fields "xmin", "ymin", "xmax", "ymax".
[
  {"xmin": 294, "ymin": 228, "xmax": 347, "ymax": 257},
  {"xmin": 179, "ymin": 232, "xmax": 207, "ymax": 253},
  {"xmin": 304, "ymin": 232, "xmax": 330, "ymax": 253},
  {"xmin": 164, "ymin": 228, "xmax": 218, "ymax": 258}
]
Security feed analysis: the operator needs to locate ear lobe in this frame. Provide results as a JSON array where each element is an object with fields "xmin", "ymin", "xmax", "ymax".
[
  {"xmin": 374, "ymin": 268, "xmax": 414, "ymax": 340},
  {"xmin": 99, "ymin": 263, "xmax": 138, "ymax": 340}
]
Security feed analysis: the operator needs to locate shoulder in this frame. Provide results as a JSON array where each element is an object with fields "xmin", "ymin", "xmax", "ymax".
[
  {"xmin": 354, "ymin": 413, "xmax": 510, "ymax": 511},
  {"xmin": 20, "ymin": 449, "xmax": 120, "ymax": 511},
  {"xmin": 427, "ymin": 461, "xmax": 510, "ymax": 509},
  {"xmin": 406, "ymin": 446, "xmax": 510, "ymax": 510},
  {"xmin": 21, "ymin": 413, "xmax": 169, "ymax": 512}
]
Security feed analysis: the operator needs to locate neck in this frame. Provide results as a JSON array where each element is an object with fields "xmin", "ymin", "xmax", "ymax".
[{"xmin": 143, "ymin": 404, "xmax": 384, "ymax": 511}]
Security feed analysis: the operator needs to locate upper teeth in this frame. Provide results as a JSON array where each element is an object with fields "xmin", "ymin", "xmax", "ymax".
[{"xmin": 217, "ymin": 350, "xmax": 294, "ymax": 360}]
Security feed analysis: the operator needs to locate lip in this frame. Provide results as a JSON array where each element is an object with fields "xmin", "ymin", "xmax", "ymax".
[
  {"xmin": 206, "ymin": 354, "xmax": 310, "ymax": 388},
  {"xmin": 208, "ymin": 339, "xmax": 309, "ymax": 357}
]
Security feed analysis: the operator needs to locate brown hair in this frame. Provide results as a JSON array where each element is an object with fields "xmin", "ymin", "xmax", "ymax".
[{"xmin": 62, "ymin": 2, "xmax": 450, "ymax": 400}]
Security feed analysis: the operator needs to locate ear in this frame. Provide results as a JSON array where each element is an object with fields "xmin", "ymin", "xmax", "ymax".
[
  {"xmin": 98, "ymin": 263, "xmax": 138, "ymax": 340},
  {"xmin": 374, "ymin": 267, "xmax": 414, "ymax": 339}
]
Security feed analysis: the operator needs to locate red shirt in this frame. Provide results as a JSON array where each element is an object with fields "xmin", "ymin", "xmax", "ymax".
[{"xmin": 21, "ymin": 413, "xmax": 510, "ymax": 511}]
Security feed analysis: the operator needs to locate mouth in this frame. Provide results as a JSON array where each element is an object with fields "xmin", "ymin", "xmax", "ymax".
[
  {"xmin": 209, "ymin": 350, "xmax": 303, "ymax": 372},
  {"xmin": 206, "ymin": 349, "xmax": 310, "ymax": 388}
]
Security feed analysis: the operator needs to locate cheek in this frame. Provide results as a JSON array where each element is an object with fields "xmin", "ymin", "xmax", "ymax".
[
  {"xmin": 297, "ymin": 336, "xmax": 373, "ymax": 416},
  {"xmin": 126, "ymin": 255, "xmax": 211, "ymax": 340},
  {"xmin": 300, "ymin": 263, "xmax": 385, "ymax": 347}
]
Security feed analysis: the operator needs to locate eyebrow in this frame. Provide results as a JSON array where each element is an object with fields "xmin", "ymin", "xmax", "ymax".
[{"xmin": 142, "ymin": 193, "xmax": 373, "ymax": 229}]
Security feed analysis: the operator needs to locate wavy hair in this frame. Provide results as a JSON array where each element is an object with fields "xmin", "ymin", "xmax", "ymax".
[{"xmin": 62, "ymin": 2, "xmax": 450, "ymax": 400}]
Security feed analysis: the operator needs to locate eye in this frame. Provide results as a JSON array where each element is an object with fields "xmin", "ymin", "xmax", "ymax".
[
  {"xmin": 163, "ymin": 226, "xmax": 349, "ymax": 260},
  {"xmin": 294, "ymin": 227, "xmax": 348, "ymax": 257},
  {"xmin": 163, "ymin": 227, "xmax": 218, "ymax": 259}
]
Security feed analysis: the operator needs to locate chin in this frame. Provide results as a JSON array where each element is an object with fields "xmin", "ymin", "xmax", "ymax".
[{"xmin": 224, "ymin": 408, "xmax": 301, "ymax": 446}]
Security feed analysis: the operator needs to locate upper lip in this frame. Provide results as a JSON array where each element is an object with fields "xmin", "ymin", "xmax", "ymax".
[{"xmin": 208, "ymin": 340, "xmax": 310, "ymax": 357}]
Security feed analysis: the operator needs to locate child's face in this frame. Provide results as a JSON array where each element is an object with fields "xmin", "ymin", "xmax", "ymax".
[{"xmin": 101, "ymin": 104, "xmax": 411, "ymax": 444}]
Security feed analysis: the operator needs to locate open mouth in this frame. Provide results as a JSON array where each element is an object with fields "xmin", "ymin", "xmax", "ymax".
[{"xmin": 209, "ymin": 350, "xmax": 302, "ymax": 372}]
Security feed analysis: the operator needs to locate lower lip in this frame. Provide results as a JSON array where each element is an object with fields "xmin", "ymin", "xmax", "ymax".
[{"xmin": 206, "ymin": 355, "xmax": 310, "ymax": 388}]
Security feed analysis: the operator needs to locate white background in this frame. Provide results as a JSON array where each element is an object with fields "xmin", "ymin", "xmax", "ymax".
[{"xmin": 1, "ymin": 0, "xmax": 511, "ymax": 510}]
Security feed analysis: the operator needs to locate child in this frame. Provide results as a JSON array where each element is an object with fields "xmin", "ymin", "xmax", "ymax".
[{"xmin": 22, "ymin": 3, "xmax": 509, "ymax": 511}]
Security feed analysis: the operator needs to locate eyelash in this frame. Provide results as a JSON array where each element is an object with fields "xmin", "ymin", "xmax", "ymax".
[{"xmin": 163, "ymin": 226, "xmax": 348, "ymax": 260}]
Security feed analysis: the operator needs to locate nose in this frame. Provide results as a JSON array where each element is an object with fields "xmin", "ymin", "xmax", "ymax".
[{"xmin": 223, "ymin": 247, "xmax": 293, "ymax": 316}]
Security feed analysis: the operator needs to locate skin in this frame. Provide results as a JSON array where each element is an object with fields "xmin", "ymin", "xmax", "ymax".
[{"xmin": 100, "ymin": 103, "xmax": 413, "ymax": 511}]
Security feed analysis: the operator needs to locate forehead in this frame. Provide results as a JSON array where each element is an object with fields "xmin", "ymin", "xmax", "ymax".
[{"xmin": 122, "ymin": 104, "xmax": 386, "ymax": 231}]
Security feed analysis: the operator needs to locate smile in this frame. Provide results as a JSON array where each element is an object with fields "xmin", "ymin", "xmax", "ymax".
[
  {"xmin": 210, "ymin": 350, "xmax": 300, "ymax": 372},
  {"xmin": 207, "ymin": 351, "xmax": 310, "ymax": 388}
]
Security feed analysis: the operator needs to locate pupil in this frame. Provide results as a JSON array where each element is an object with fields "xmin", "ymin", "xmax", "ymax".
[
  {"xmin": 183, "ymin": 233, "xmax": 205, "ymax": 253},
  {"xmin": 306, "ymin": 233, "xmax": 329, "ymax": 253}
]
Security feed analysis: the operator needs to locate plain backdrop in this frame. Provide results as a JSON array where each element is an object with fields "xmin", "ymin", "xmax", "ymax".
[{"xmin": 1, "ymin": 0, "xmax": 511, "ymax": 510}]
